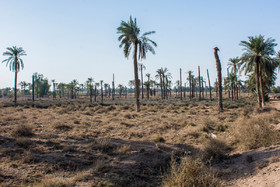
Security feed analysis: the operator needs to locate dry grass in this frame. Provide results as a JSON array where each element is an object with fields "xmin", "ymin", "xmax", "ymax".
[
  {"xmin": 0, "ymin": 97, "xmax": 278, "ymax": 186},
  {"xmin": 203, "ymin": 138, "xmax": 232, "ymax": 162},
  {"xmin": 162, "ymin": 156, "xmax": 221, "ymax": 187},
  {"xmin": 232, "ymin": 116, "xmax": 280, "ymax": 150},
  {"xmin": 11, "ymin": 124, "xmax": 33, "ymax": 137}
]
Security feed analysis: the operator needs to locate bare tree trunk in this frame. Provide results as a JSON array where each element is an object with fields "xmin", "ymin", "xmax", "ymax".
[
  {"xmin": 180, "ymin": 68, "xmax": 182, "ymax": 100},
  {"xmin": 198, "ymin": 66, "xmax": 201, "ymax": 100},
  {"xmin": 112, "ymin": 74, "xmax": 115, "ymax": 100},
  {"xmin": 202, "ymin": 77, "xmax": 204, "ymax": 99},
  {"xmin": 189, "ymin": 74, "xmax": 192, "ymax": 100},
  {"xmin": 32, "ymin": 75, "xmax": 35, "ymax": 102},
  {"xmin": 94, "ymin": 85, "xmax": 97, "ymax": 102},
  {"xmin": 133, "ymin": 43, "xmax": 140, "ymax": 112},
  {"xmin": 90, "ymin": 86, "xmax": 93, "ymax": 103},
  {"xmin": 184, "ymin": 83, "xmax": 186, "ymax": 98},
  {"xmin": 214, "ymin": 47, "xmax": 223, "ymax": 112},
  {"xmin": 165, "ymin": 76, "xmax": 168, "ymax": 100},
  {"xmin": 101, "ymin": 81, "xmax": 103, "ymax": 104},
  {"xmin": 207, "ymin": 69, "xmax": 212, "ymax": 101}
]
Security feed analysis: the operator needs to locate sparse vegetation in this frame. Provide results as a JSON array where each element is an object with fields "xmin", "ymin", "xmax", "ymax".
[
  {"xmin": 0, "ymin": 96, "xmax": 279, "ymax": 186},
  {"xmin": 162, "ymin": 156, "xmax": 220, "ymax": 187},
  {"xmin": 11, "ymin": 124, "xmax": 33, "ymax": 137}
]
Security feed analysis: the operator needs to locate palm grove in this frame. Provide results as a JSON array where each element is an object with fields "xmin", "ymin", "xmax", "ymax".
[{"xmin": 1, "ymin": 18, "xmax": 280, "ymax": 111}]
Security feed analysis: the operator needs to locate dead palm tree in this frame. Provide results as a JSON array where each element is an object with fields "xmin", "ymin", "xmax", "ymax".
[
  {"xmin": 214, "ymin": 47, "xmax": 223, "ymax": 112},
  {"xmin": 117, "ymin": 16, "xmax": 157, "ymax": 112},
  {"xmin": 2, "ymin": 46, "xmax": 26, "ymax": 107}
]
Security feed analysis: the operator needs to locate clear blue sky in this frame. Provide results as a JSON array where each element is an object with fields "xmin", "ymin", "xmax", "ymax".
[{"xmin": 0, "ymin": 0, "xmax": 280, "ymax": 89}]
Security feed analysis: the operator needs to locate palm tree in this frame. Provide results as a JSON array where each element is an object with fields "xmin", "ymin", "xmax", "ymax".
[
  {"xmin": 86, "ymin": 78, "xmax": 94, "ymax": 103},
  {"xmin": 51, "ymin": 79, "xmax": 56, "ymax": 99},
  {"xmin": 187, "ymin": 71, "xmax": 193, "ymax": 99},
  {"xmin": 100, "ymin": 80, "xmax": 104, "ymax": 103},
  {"xmin": 214, "ymin": 47, "xmax": 223, "ymax": 112},
  {"xmin": 2, "ymin": 46, "xmax": 26, "ymax": 107},
  {"xmin": 228, "ymin": 57, "xmax": 240, "ymax": 99},
  {"xmin": 19, "ymin": 81, "xmax": 28, "ymax": 95},
  {"xmin": 240, "ymin": 35, "xmax": 277, "ymax": 108},
  {"xmin": 117, "ymin": 16, "xmax": 157, "ymax": 112},
  {"xmin": 155, "ymin": 68, "xmax": 164, "ymax": 99},
  {"xmin": 146, "ymin": 73, "xmax": 151, "ymax": 98},
  {"xmin": 138, "ymin": 63, "xmax": 146, "ymax": 99}
]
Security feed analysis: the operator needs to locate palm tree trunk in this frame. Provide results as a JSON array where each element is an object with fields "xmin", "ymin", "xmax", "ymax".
[
  {"xmin": 207, "ymin": 69, "xmax": 212, "ymax": 101},
  {"xmin": 160, "ymin": 75, "xmax": 163, "ymax": 99},
  {"xmin": 166, "ymin": 76, "xmax": 168, "ymax": 99},
  {"xmin": 198, "ymin": 66, "xmax": 201, "ymax": 100},
  {"xmin": 14, "ymin": 71, "xmax": 18, "ymax": 107},
  {"xmin": 90, "ymin": 86, "xmax": 93, "ymax": 103},
  {"xmin": 214, "ymin": 47, "xmax": 223, "ymax": 112},
  {"xmin": 259, "ymin": 65, "xmax": 265, "ymax": 107},
  {"xmin": 94, "ymin": 85, "xmax": 97, "ymax": 102},
  {"xmin": 180, "ymin": 68, "xmax": 182, "ymax": 100},
  {"xmin": 112, "ymin": 74, "xmax": 115, "ymax": 100},
  {"xmin": 133, "ymin": 43, "xmax": 140, "ymax": 112},
  {"xmin": 255, "ymin": 58, "xmax": 262, "ymax": 108},
  {"xmin": 141, "ymin": 65, "xmax": 144, "ymax": 99},
  {"xmin": 32, "ymin": 75, "xmax": 35, "ymax": 102}
]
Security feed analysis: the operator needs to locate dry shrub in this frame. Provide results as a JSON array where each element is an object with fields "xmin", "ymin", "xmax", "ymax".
[
  {"xmin": 200, "ymin": 117, "xmax": 215, "ymax": 133},
  {"xmin": 52, "ymin": 122, "xmax": 72, "ymax": 131},
  {"xmin": 15, "ymin": 137, "xmax": 32, "ymax": 148},
  {"xmin": 233, "ymin": 117, "xmax": 278, "ymax": 150},
  {"xmin": 203, "ymin": 138, "xmax": 231, "ymax": 162},
  {"xmin": 162, "ymin": 156, "xmax": 220, "ymax": 187},
  {"xmin": 187, "ymin": 130, "xmax": 201, "ymax": 139},
  {"xmin": 38, "ymin": 174, "xmax": 74, "ymax": 187},
  {"xmin": 11, "ymin": 125, "xmax": 33, "ymax": 137},
  {"xmin": 22, "ymin": 151, "xmax": 37, "ymax": 163},
  {"xmin": 153, "ymin": 136, "xmax": 166, "ymax": 143},
  {"xmin": 115, "ymin": 145, "xmax": 131, "ymax": 154},
  {"xmin": 90, "ymin": 138, "xmax": 115, "ymax": 152}
]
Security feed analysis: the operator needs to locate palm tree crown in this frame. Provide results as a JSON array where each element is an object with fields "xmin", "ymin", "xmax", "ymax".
[
  {"xmin": 117, "ymin": 16, "xmax": 157, "ymax": 60},
  {"xmin": 2, "ymin": 46, "xmax": 26, "ymax": 72}
]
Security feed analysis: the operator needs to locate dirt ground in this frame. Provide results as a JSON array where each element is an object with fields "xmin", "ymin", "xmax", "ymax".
[
  {"xmin": 0, "ymin": 97, "xmax": 279, "ymax": 186},
  {"xmin": 225, "ymin": 100, "xmax": 280, "ymax": 187}
]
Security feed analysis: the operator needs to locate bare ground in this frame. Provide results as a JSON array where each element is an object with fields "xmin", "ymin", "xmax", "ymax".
[{"xmin": 0, "ymin": 97, "xmax": 279, "ymax": 186}]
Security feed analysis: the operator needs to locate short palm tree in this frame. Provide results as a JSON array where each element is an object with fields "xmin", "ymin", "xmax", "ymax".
[
  {"xmin": 2, "ymin": 46, "xmax": 26, "ymax": 106},
  {"xmin": 240, "ymin": 35, "xmax": 277, "ymax": 108},
  {"xmin": 228, "ymin": 57, "xmax": 240, "ymax": 99},
  {"xmin": 117, "ymin": 16, "xmax": 157, "ymax": 112}
]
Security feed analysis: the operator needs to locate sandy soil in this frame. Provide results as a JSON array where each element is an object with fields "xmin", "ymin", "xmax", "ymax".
[{"xmin": 225, "ymin": 100, "xmax": 280, "ymax": 187}]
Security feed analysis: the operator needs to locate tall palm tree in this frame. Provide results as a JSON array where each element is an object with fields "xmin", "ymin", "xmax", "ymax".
[
  {"xmin": 117, "ymin": 16, "xmax": 157, "ymax": 112},
  {"xmin": 2, "ymin": 46, "xmax": 26, "ymax": 106},
  {"xmin": 214, "ymin": 47, "xmax": 223, "ymax": 112},
  {"xmin": 240, "ymin": 35, "xmax": 277, "ymax": 108}
]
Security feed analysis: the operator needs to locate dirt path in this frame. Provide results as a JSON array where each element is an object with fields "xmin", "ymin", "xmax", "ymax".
[{"xmin": 225, "ymin": 101, "xmax": 280, "ymax": 187}]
